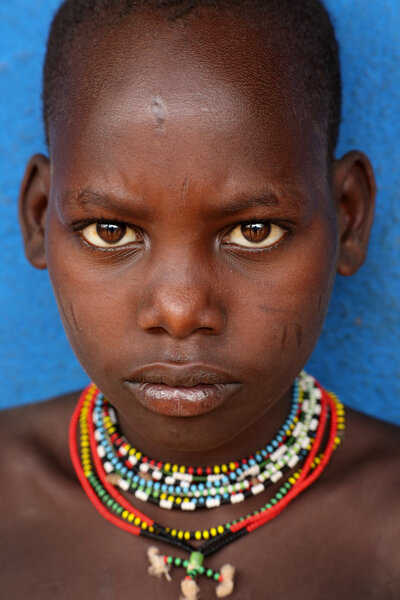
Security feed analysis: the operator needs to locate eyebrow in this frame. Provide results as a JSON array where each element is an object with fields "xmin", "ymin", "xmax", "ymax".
[
  {"xmin": 59, "ymin": 189, "xmax": 154, "ymax": 220},
  {"xmin": 210, "ymin": 186, "xmax": 308, "ymax": 217},
  {"xmin": 59, "ymin": 185, "xmax": 308, "ymax": 220}
]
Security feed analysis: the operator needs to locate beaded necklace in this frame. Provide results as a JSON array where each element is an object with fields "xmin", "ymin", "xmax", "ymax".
[
  {"xmin": 69, "ymin": 372, "xmax": 345, "ymax": 599},
  {"xmin": 93, "ymin": 378, "xmax": 321, "ymax": 511}
]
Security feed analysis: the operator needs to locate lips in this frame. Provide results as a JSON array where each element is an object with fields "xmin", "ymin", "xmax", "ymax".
[{"xmin": 123, "ymin": 364, "xmax": 240, "ymax": 417}]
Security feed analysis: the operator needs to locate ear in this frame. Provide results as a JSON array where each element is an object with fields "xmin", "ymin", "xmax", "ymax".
[
  {"xmin": 19, "ymin": 153, "xmax": 51, "ymax": 270},
  {"xmin": 332, "ymin": 151, "xmax": 376, "ymax": 276}
]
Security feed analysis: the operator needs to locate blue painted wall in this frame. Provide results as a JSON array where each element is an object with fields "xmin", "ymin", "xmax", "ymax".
[{"xmin": 0, "ymin": 1, "xmax": 399, "ymax": 422}]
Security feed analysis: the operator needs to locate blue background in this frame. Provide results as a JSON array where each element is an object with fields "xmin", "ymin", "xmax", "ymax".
[{"xmin": 0, "ymin": 1, "xmax": 399, "ymax": 421}]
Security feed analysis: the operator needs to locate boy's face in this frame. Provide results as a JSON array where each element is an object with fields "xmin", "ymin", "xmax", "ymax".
[{"xmin": 43, "ymin": 12, "xmax": 340, "ymax": 456}]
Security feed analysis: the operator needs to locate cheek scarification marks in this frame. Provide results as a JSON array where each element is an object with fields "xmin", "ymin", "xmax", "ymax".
[
  {"xmin": 150, "ymin": 96, "xmax": 167, "ymax": 133},
  {"xmin": 58, "ymin": 297, "xmax": 80, "ymax": 333},
  {"xmin": 295, "ymin": 323, "xmax": 303, "ymax": 347},
  {"xmin": 281, "ymin": 324, "xmax": 287, "ymax": 351},
  {"xmin": 179, "ymin": 175, "xmax": 189, "ymax": 214}
]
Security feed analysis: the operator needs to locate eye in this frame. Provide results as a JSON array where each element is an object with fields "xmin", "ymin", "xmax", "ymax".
[
  {"xmin": 81, "ymin": 223, "xmax": 141, "ymax": 248},
  {"xmin": 224, "ymin": 222, "xmax": 286, "ymax": 249}
]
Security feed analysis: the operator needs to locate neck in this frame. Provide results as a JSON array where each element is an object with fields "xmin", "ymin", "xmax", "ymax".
[
  {"xmin": 114, "ymin": 386, "xmax": 294, "ymax": 535},
  {"xmin": 116, "ymin": 387, "xmax": 293, "ymax": 467}
]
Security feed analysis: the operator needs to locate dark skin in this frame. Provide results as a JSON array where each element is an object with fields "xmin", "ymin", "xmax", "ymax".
[{"xmin": 1, "ymin": 9, "xmax": 399, "ymax": 600}]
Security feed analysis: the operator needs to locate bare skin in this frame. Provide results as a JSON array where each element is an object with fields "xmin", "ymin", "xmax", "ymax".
[
  {"xmin": 3, "ymin": 7, "xmax": 399, "ymax": 599},
  {"xmin": 1, "ymin": 395, "xmax": 399, "ymax": 599}
]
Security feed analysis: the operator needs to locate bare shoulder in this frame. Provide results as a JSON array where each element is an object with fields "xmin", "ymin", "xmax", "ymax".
[
  {"xmin": 0, "ymin": 391, "xmax": 81, "ymax": 513},
  {"xmin": 340, "ymin": 407, "xmax": 400, "ymax": 482},
  {"xmin": 0, "ymin": 390, "xmax": 80, "ymax": 452},
  {"xmin": 325, "ymin": 407, "xmax": 400, "ymax": 594},
  {"xmin": 342, "ymin": 407, "xmax": 400, "ymax": 531}
]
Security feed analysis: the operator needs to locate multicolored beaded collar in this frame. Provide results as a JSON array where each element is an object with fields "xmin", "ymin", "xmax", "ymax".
[{"xmin": 69, "ymin": 372, "xmax": 345, "ymax": 599}]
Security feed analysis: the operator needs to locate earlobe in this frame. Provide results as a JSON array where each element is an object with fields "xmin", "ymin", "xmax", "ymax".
[
  {"xmin": 19, "ymin": 153, "xmax": 51, "ymax": 270},
  {"xmin": 333, "ymin": 151, "xmax": 376, "ymax": 276}
]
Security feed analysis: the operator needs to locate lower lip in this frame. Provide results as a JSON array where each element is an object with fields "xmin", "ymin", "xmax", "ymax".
[{"xmin": 124, "ymin": 382, "xmax": 239, "ymax": 417}]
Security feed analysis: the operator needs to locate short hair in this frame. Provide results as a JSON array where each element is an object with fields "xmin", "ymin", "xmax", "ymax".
[{"xmin": 43, "ymin": 0, "xmax": 342, "ymax": 161}]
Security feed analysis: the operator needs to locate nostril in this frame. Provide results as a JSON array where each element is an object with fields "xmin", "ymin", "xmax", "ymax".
[{"xmin": 136, "ymin": 286, "xmax": 225, "ymax": 339}]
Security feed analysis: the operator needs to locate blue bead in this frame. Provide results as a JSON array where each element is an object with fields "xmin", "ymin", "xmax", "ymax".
[
  {"xmin": 206, "ymin": 481, "xmax": 213, "ymax": 489},
  {"xmin": 176, "ymin": 486, "xmax": 182, "ymax": 494},
  {"xmin": 249, "ymin": 459, "xmax": 256, "ymax": 466},
  {"xmin": 111, "ymin": 457, "xmax": 118, "ymax": 465},
  {"xmin": 161, "ymin": 484, "xmax": 168, "ymax": 492},
  {"xmin": 168, "ymin": 486, "xmax": 175, "ymax": 493},
  {"xmin": 154, "ymin": 482, "xmax": 161, "ymax": 490},
  {"xmin": 190, "ymin": 484, "xmax": 197, "ymax": 492},
  {"xmin": 133, "ymin": 475, "xmax": 140, "ymax": 483},
  {"xmin": 272, "ymin": 440, "xmax": 279, "ymax": 448},
  {"xmin": 229, "ymin": 473, "xmax": 237, "ymax": 481},
  {"xmin": 198, "ymin": 497, "xmax": 205, "ymax": 504},
  {"xmin": 198, "ymin": 483, "xmax": 205, "ymax": 491},
  {"xmin": 267, "ymin": 445, "xmax": 273, "ymax": 453},
  {"xmin": 120, "ymin": 467, "xmax": 128, "ymax": 475}
]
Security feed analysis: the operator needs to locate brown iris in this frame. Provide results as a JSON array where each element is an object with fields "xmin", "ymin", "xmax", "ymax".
[
  {"xmin": 241, "ymin": 223, "xmax": 271, "ymax": 243},
  {"xmin": 96, "ymin": 223, "xmax": 126, "ymax": 244}
]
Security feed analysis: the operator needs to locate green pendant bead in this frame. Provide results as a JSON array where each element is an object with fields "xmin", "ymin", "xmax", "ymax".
[
  {"xmin": 186, "ymin": 551, "xmax": 205, "ymax": 579},
  {"xmin": 189, "ymin": 552, "xmax": 204, "ymax": 568}
]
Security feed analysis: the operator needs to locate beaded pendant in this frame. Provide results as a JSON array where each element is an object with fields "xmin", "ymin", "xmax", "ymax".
[{"xmin": 69, "ymin": 372, "xmax": 345, "ymax": 599}]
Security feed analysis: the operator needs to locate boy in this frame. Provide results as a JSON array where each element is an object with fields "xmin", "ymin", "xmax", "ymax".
[{"xmin": 1, "ymin": 0, "xmax": 399, "ymax": 598}]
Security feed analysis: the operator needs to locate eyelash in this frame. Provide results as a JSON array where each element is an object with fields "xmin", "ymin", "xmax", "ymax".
[
  {"xmin": 73, "ymin": 218, "xmax": 290, "ymax": 251},
  {"xmin": 222, "ymin": 220, "xmax": 288, "ymax": 250},
  {"xmin": 82, "ymin": 222, "xmax": 141, "ymax": 248},
  {"xmin": 70, "ymin": 218, "xmax": 141, "ymax": 250}
]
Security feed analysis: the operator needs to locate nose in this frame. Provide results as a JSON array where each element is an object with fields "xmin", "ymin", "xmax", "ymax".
[{"xmin": 136, "ymin": 264, "xmax": 226, "ymax": 339}]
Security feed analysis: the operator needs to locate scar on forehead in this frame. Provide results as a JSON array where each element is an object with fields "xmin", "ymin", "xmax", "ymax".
[{"xmin": 150, "ymin": 96, "xmax": 167, "ymax": 132}]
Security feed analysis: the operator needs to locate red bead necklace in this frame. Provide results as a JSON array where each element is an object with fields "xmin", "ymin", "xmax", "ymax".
[{"xmin": 69, "ymin": 375, "xmax": 344, "ymax": 599}]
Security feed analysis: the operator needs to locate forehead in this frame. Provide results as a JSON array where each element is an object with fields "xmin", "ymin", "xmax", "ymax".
[{"xmin": 49, "ymin": 9, "xmax": 327, "ymax": 190}]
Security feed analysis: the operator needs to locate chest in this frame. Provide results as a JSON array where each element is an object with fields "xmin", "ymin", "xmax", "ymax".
[{"xmin": 0, "ymin": 500, "xmax": 388, "ymax": 600}]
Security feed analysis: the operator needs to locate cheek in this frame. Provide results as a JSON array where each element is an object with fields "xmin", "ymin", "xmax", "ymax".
[
  {"xmin": 50, "ymin": 269, "xmax": 131, "ymax": 370},
  {"xmin": 46, "ymin": 230, "xmax": 131, "ymax": 373},
  {"xmin": 229, "ymin": 285, "xmax": 323, "ymax": 375},
  {"xmin": 229, "ymin": 222, "xmax": 338, "ymax": 370}
]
